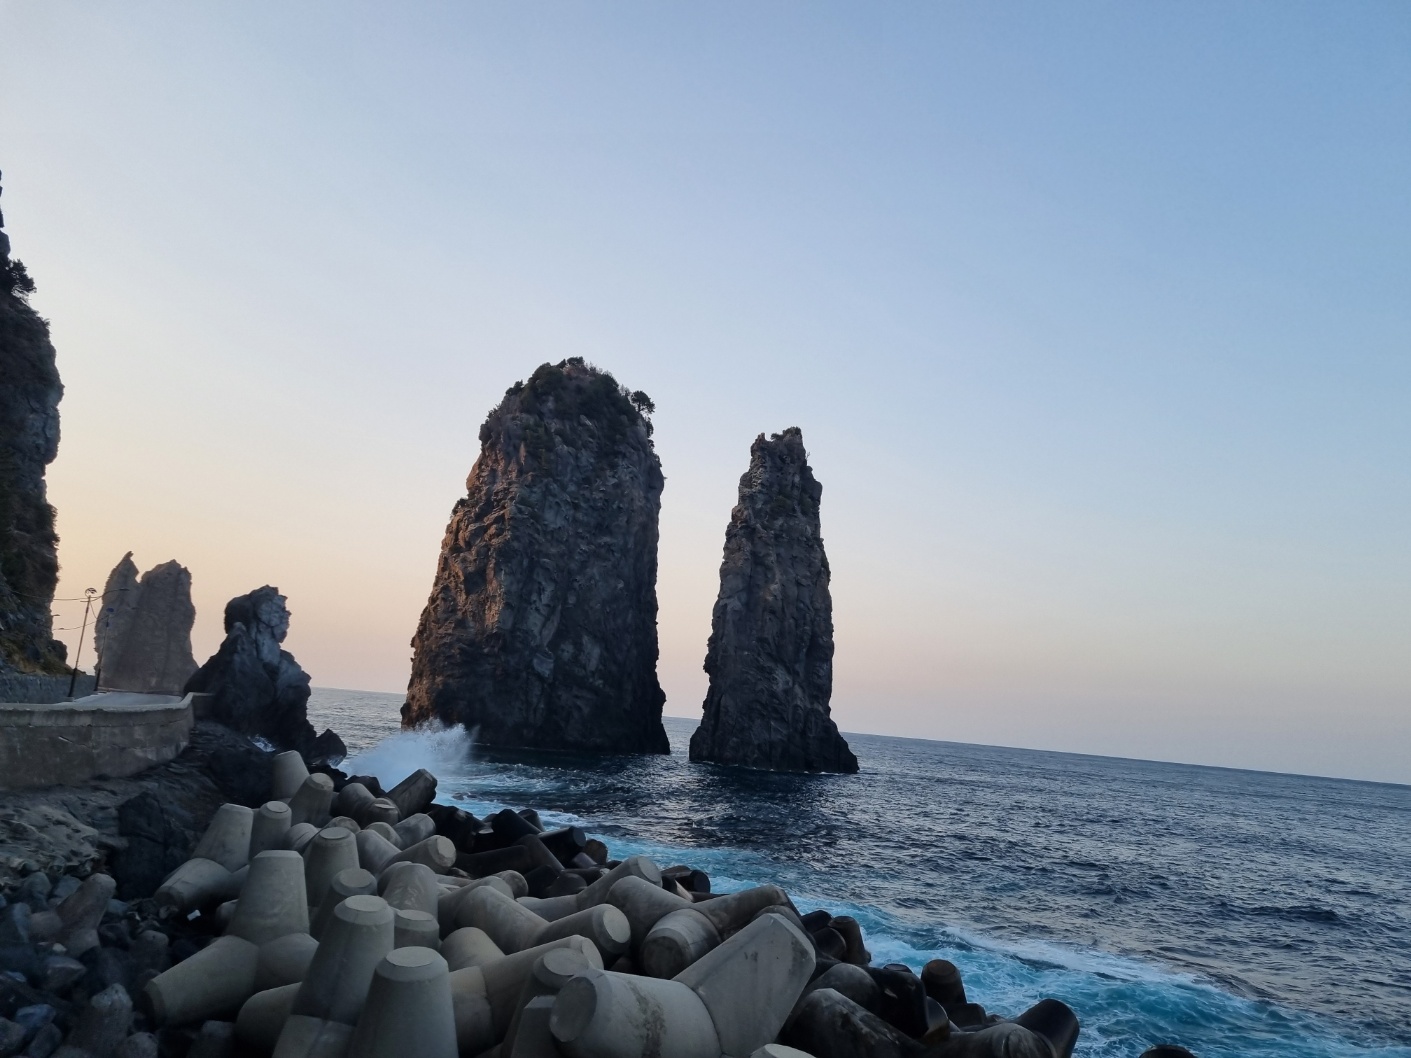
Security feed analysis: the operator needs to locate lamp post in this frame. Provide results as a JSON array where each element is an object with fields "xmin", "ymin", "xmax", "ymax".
[{"xmin": 66, "ymin": 587, "xmax": 98, "ymax": 699}]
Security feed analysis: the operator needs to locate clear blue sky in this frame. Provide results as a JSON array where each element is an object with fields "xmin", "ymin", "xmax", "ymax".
[{"xmin": 3, "ymin": 3, "xmax": 1408, "ymax": 781}]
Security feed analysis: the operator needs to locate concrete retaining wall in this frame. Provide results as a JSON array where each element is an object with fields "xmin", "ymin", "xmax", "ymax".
[
  {"xmin": 0, "ymin": 673, "xmax": 97, "ymax": 704},
  {"xmin": 0, "ymin": 692, "xmax": 193, "ymax": 790}
]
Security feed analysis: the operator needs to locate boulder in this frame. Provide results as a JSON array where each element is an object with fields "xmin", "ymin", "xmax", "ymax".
[
  {"xmin": 184, "ymin": 588, "xmax": 339, "ymax": 760},
  {"xmin": 689, "ymin": 428, "xmax": 857, "ymax": 773},
  {"xmin": 402, "ymin": 360, "xmax": 668, "ymax": 754}
]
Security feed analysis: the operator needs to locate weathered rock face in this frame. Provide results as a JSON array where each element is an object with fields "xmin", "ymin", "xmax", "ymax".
[
  {"xmin": 184, "ymin": 586, "xmax": 343, "ymax": 761},
  {"xmin": 94, "ymin": 553, "xmax": 197, "ymax": 695},
  {"xmin": 690, "ymin": 428, "xmax": 857, "ymax": 773},
  {"xmin": 0, "ymin": 173, "xmax": 67, "ymax": 675},
  {"xmin": 402, "ymin": 359, "xmax": 668, "ymax": 754}
]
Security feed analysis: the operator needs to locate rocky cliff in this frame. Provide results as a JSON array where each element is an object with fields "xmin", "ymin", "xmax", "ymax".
[
  {"xmin": 402, "ymin": 359, "xmax": 669, "ymax": 754},
  {"xmin": 95, "ymin": 552, "xmax": 197, "ymax": 694},
  {"xmin": 690, "ymin": 428, "xmax": 857, "ymax": 773},
  {"xmin": 184, "ymin": 586, "xmax": 342, "ymax": 761},
  {"xmin": 0, "ymin": 171, "xmax": 68, "ymax": 675}
]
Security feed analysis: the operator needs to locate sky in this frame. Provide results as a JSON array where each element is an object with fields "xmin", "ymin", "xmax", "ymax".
[{"xmin": 2, "ymin": 3, "xmax": 1408, "ymax": 783}]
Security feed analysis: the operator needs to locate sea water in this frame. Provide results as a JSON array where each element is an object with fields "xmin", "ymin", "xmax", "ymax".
[{"xmin": 308, "ymin": 687, "xmax": 1411, "ymax": 1058}]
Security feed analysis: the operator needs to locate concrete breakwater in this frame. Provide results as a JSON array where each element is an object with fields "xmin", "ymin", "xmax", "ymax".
[{"xmin": 0, "ymin": 750, "xmax": 1198, "ymax": 1058}]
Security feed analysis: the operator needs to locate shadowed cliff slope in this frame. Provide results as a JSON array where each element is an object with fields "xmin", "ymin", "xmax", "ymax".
[
  {"xmin": 690, "ymin": 428, "xmax": 857, "ymax": 773},
  {"xmin": 403, "ymin": 359, "xmax": 668, "ymax": 754},
  {"xmin": 0, "ymin": 177, "xmax": 67, "ymax": 675}
]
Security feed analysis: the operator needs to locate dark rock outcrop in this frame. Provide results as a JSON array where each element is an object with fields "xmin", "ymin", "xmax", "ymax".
[
  {"xmin": 94, "ymin": 554, "xmax": 197, "ymax": 695},
  {"xmin": 184, "ymin": 587, "xmax": 342, "ymax": 761},
  {"xmin": 0, "ymin": 173, "xmax": 67, "ymax": 675},
  {"xmin": 402, "ymin": 359, "xmax": 668, "ymax": 754},
  {"xmin": 690, "ymin": 428, "xmax": 857, "ymax": 773}
]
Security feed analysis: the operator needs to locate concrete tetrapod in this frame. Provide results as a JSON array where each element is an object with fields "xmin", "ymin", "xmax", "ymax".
[
  {"xmin": 535, "ymin": 904, "xmax": 631, "ymax": 959},
  {"xmin": 362, "ymin": 799, "xmax": 399, "ymax": 827},
  {"xmin": 353, "ymin": 830, "xmax": 401, "ymax": 876},
  {"xmin": 155, "ymin": 858, "xmax": 240, "ymax": 915},
  {"xmin": 235, "ymin": 983, "xmax": 300, "ymax": 1052},
  {"xmin": 255, "ymin": 933, "xmax": 319, "ymax": 991},
  {"xmin": 378, "ymin": 862, "xmax": 440, "ymax": 917},
  {"xmin": 576, "ymin": 856, "xmax": 661, "ymax": 910},
  {"xmin": 457, "ymin": 886, "xmax": 550, "ymax": 951},
  {"xmin": 940, "ymin": 1024, "xmax": 1058, "ymax": 1057},
  {"xmin": 674, "ymin": 911, "xmax": 816, "ymax": 1058},
  {"xmin": 347, "ymin": 947, "xmax": 457, "ymax": 1058},
  {"xmin": 386, "ymin": 835, "xmax": 456, "ymax": 873},
  {"xmin": 694, "ymin": 884, "xmax": 793, "ymax": 934},
  {"xmin": 393, "ymin": 909, "xmax": 440, "ymax": 950},
  {"xmin": 283, "ymin": 824, "xmax": 319, "ymax": 855},
  {"xmin": 507, "ymin": 995, "xmax": 558, "ymax": 1058},
  {"xmin": 606, "ymin": 875, "xmax": 692, "ymax": 952},
  {"xmin": 288, "ymin": 775, "xmax": 335, "ymax": 828},
  {"xmin": 392, "ymin": 813, "xmax": 436, "ymax": 848},
  {"xmin": 441, "ymin": 927, "xmax": 505, "ymax": 972},
  {"xmin": 333, "ymin": 782, "xmax": 374, "ymax": 823},
  {"xmin": 228, "ymin": 851, "xmax": 310, "ymax": 946},
  {"xmin": 288, "ymin": 894, "xmax": 394, "ymax": 1026},
  {"xmin": 193, "ymin": 805, "xmax": 254, "ymax": 872},
  {"xmin": 782, "ymin": 987, "xmax": 923, "ymax": 1058},
  {"xmin": 303, "ymin": 828, "xmax": 359, "ymax": 911},
  {"xmin": 457, "ymin": 886, "xmax": 630, "ymax": 958},
  {"xmin": 449, "ymin": 935, "xmax": 603, "ymax": 1050},
  {"xmin": 437, "ymin": 876, "xmax": 515, "ymax": 936},
  {"xmin": 271, "ymin": 1016, "xmax": 355, "ymax": 1058},
  {"xmin": 1012, "ymin": 998, "xmax": 1080, "ymax": 1058},
  {"xmin": 501, "ymin": 946, "xmax": 596, "ymax": 1055},
  {"xmin": 385, "ymin": 768, "xmax": 438, "ymax": 819},
  {"xmin": 640, "ymin": 908, "xmax": 722, "ymax": 979},
  {"xmin": 145, "ymin": 935, "xmax": 260, "ymax": 1026},
  {"xmin": 362, "ymin": 821, "xmax": 401, "ymax": 847},
  {"xmin": 327, "ymin": 815, "xmax": 362, "ymax": 835},
  {"xmin": 550, "ymin": 968, "xmax": 720, "ymax": 1058},
  {"xmin": 272, "ymin": 751, "xmax": 310, "ymax": 802},
  {"xmin": 252, "ymin": 802, "xmax": 294, "ymax": 858},
  {"xmin": 310, "ymin": 868, "xmax": 377, "ymax": 940}
]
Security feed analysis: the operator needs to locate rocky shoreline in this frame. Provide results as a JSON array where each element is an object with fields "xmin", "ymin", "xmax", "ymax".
[{"xmin": 0, "ymin": 732, "xmax": 1198, "ymax": 1058}]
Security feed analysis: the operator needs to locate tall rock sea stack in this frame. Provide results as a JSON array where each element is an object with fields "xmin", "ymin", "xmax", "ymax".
[
  {"xmin": 690, "ymin": 428, "xmax": 858, "ymax": 773},
  {"xmin": 0, "ymin": 171, "xmax": 68, "ymax": 675},
  {"xmin": 94, "ymin": 552, "xmax": 198, "ymax": 694},
  {"xmin": 402, "ymin": 359, "xmax": 669, "ymax": 754}
]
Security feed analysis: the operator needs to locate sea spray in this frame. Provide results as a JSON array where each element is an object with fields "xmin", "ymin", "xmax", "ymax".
[{"xmin": 344, "ymin": 724, "xmax": 474, "ymax": 789}]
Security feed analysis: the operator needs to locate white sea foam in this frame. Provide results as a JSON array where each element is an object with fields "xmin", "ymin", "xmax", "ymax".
[{"xmin": 344, "ymin": 724, "xmax": 475, "ymax": 789}]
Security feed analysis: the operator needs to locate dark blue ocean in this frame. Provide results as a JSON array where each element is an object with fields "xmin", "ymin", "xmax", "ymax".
[{"xmin": 308, "ymin": 688, "xmax": 1411, "ymax": 1058}]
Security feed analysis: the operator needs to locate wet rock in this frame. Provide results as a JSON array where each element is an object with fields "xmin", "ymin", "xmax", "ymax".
[
  {"xmin": 0, "ymin": 910, "xmax": 29, "ymax": 951},
  {"xmin": 65, "ymin": 985, "xmax": 131, "ymax": 1058},
  {"xmin": 184, "ymin": 589, "xmax": 335, "ymax": 759},
  {"xmin": 15, "ymin": 878, "xmax": 50, "ymax": 915},
  {"xmin": 11, "ymin": 1005, "xmax": 55, "ymax": 1042},
  {"xmin": 0, "ymin": 1017, "xmax": 23, "ymax": 1058},
  {"xmin": 402, "ymin": 359, "xmax": 669, "ymax": 754},
  {"xmin": 23, "ymin": 1022, "xmax": 60, "ymax": 1058},
  {"xmin": 79, "ymin": 949, "xmax": 132, "ymax": 997},
  {"xmin": 93, "ymin": 556, "xmax": 197, "ymax": 696},
  {"xmin": 111, "ymin": 1034, "xmax": 156, "ymax": 1058},
  {"xmin": 689, "ymin": 428, "xmax": 857, "ymax": 774},
  {"xmin": 37, "ymin": 959, "xmax": 83, "ymax": 997}
]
